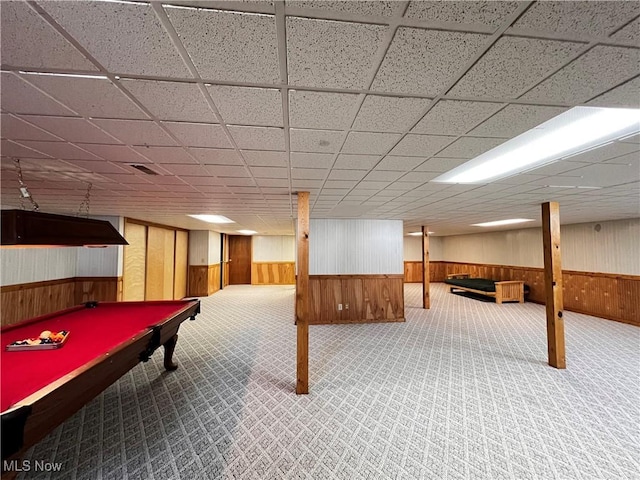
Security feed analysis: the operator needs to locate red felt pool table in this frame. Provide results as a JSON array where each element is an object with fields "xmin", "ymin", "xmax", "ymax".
[{"xmin": 0, "ymin": 300, "xmax": 200, "ymax": 462}]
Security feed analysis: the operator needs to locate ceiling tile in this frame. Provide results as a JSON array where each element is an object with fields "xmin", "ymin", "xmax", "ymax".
[
  {"xmin": 72, "ymin": 144, "xmax": 150, "ymax": 163},
  {"xmin": 404, "ymin": 1, "xmax": 520, "ymax": 29},
  {"xmin": 24, "ymin": 76, "xmax": 147, "ymax": 120},
  {"xmin": 397, "ymin": 171, "xmax": 439, "ymax": 183},
  {"xmin": 290, "ymin": 152, "xmax": 334, "ymax": 169},
  {"xmin": 132, "ymin": 146, "xmax": 195, "ymax": 164},
  {"xmin": 468, "ymin": 104, "xmax": 568, "ymax": 138},
  {"xmin": 249, "ymin": 167, "xmax": 288, "ymax": 179},
  {"xmin": 353, "ymin": 95, "xmax": 432, "ymax": 133},
  {"xmin": 364, "ymin": 170, "xmax": 403, "ymax": 182},
  {"xmin": 390, "ymin": 134, "xmax": 455, "ymax": 157},
  {"xmin": 289, "ymin": 91, "xmax": 360, "ymax": 129},
  {"xmin": 588, "ymin": 77, "xmax": 640, "ymax": 108},
  {"xmin": 287, "ymin": 17, "xmax": 386, "ymax": 89},
  {"xmin": 91, "ymin": 119, "xmax": 177, "ymax": 146},
  {"xmin": 412, "ymin": 100, "xmax": 502, "ymax": 136},
  {"xmin": 328, "ymin": 169, "xmax": 367, "ymax": 180},
  {"xmin": 227, "ymin": 126, "xmax": 285, "ymax": 150},
  {"xmin": 525, "ymin": 160, "xmax": 588, "ymax": 177},
  {"xmin": 1, "ymin": 139, "xmax": 53, "ymax": 159},
  {"xmin": 549, "ymin": 163, "xmax": 639, "ymax": 187},
  {"xmin": 156, "ymin": 163, "xmax": 209, "ymax": 176},
  {"xmin": 292, "ymin": 168, "xmax": 327, "ymax": 180},
  {"xmin": 611, "ymin": 17, "xmax": 640, "ymax": 43},
  {"xmin": 334, "ymin": 154, "xmax": 379, "ymax": 169},
  {"xmin": 0, "ymin": 1, "xmax": 96, "ymax": 71},
  {"xmin": 20, "ymin": 116, "xmax": 119, "ymax": 144},
  {"xmin": 242, "ymin": 151, "xmax": 288, "ymax": 167},
  {"xmin": 208, "ymin": 86, "xmax": 282, "ymax": 126},
  {"xmin": 1, "ymin": 157, "xmax": 83, "ymax": 174},
  {"xmin": 513, "ymin": 1, "xmax": 640, "ymax": 37},
  {"xmin": 255, "ymin": 178, "xmax": 289, "ymax": 187},
  {"xmin": 62, "ymin": 160, "xmax": 130, "ymax": 174},
  {"xmin": 163, "ymin": 122, "xmax": 232, "ymax": 148},
  {"xmin": 371, "ymin": 28, "xmax": 488, "ymax": 96},
  {"xmin": 121, "ymin": 80, "xmax": 217, "ymax": 123},
  {"xmin": 341, "ymin": 132, "xmax": 401, "ymax": 154},
  {"xmin": 204, "ymin": 165, "xmax": 251, "ymax": 177},
  {"xmin": 563, "ymin": 141, "xmax": 639, "ymax": 164},
  {"xmin": 41, "ymin": 1, "xmax": 189, "ymax": 77},
  {"xmin": 16, "ymin": 141, "xmax": 103, "ymax": 160},
  {"xmin": 166, "ymin": 6, "xmax": 279, "ymax": 83},
  {"xmin": 521, "ymin": 46, "xmax": 640, "ymax": 104},
  {"xmin": 290, "ymin": 129, "xmax": 344, "ymax": 153},
  {"xmin": 449, "ymin": 37, "xmax": 583, "ymax": 99},
  {"xmin": 187, "ymin": 148, "xmax": 244, "ymax": 165},
  {"xmin": 1, "ymin": 114, "xmax": 61, "ymax": 142},
  {"xmin": 375, "ymin": 155, "xmax": 426, "ymax": 171},
  {"xmin": 325, "ymin": 180, "xmax": 358, "ymax": 189},
  {"xmin": 1, "ymin": 73, "xmax": 76, "ymax": 116},
  {"xmin": 436, "ymin": 137, "xmax": 505, "ymax": 158},
  {"xmin": 287, "ymin": 1, "xmax": 400, "ymax": 16},
  {"xmin": 292, "ymin": 179, "xmax": 323, "ymax": 189}
]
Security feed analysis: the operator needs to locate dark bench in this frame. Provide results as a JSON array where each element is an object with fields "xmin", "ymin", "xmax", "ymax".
[{"xmin": 444, "ymin": 273, "xmax": 526, "ymax": 304}]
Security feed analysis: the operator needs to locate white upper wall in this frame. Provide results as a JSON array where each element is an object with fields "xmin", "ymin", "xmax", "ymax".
[
  {"xmin": 76, "ymin": 215, "xmax": 121, "ymax": 277},
  {"xmin": 189, "ymin": 230, "xmax": 221, "ymax": 265},
  {"xmin": 310, "ymin": 219, "xmax": 403, "ymax": 275},
  {"xmin": 403, "ymin": 235, "xmax": 443, "ymax": 261},
  {"xmin": 253, "ymin": 235, "xmax": 295, "ymax": 262},
  {"xmin": 438, "ymin": 218, "xmax": 639, "ymax": 275}
]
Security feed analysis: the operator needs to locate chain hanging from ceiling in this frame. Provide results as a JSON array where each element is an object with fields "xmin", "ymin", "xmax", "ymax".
[
  {"xmin": 13, "ymin": 158, "xmax": 39, "ymax": 212},
  {"xmin": 77, "ymin": 182, "xmax": 93, "ymax": 218}
]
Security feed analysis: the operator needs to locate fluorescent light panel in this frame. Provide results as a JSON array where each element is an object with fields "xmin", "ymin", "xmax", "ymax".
[
  {"xmin": 433, "ymin": 107, "xmax": 640, "ymax": 184},
  {"xmin": 472, "ymin": 219, "xmax": 534, "ymax": 227},
  {"xmin": 19, "ymin": 71, "xmax": 108, "ymax": 80},
  {"xmin": 188, "ymin": 214, "xmax": 234, "ymax": 224},
  {"xmin": 237, "ymin": 230, "xmax": 257, "ymax": 235},
  {"xmin": 407, "ymin": 231, "xmax": 434, "ymax": 236}
]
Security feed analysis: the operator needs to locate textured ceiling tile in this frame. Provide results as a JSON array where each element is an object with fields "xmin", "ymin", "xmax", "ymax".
[
  {"xmin": 121, "ymin": 80, "xmax": 216, "ymax": 123},
  {"xmin": 242, "ymin": 151, "xmax": 288, "ymax": 167},
  {"xmin": 287, "ymin": 17, "xmax": 387, "ymax": 89},
  {"xmin": 290, "ymin": 152, "xmax": 334, "ymax": 169},
  {"xmin": 187, "ymin": 148, "xmax": 244, "ymax": 165},
  {"xmin": 1, "ymin": 1, "xmax": 96, "ymax": 71},
  {"xmin": 449, "ymin": 37, "xmax": 583, "ymax": 99},
  {"xmin": 290, "ymin": 129, "xmax": 343, "ymax": 153},
  {"xmin": 552, "ymin": 163, "xmax": 639, "ymax": 187},
  {"xmin": 1, "ymin": 114, "xmax": 61, "ymax": 142},
  {"xmin": 412, "ymin": 100, "xmax": 502, "ymax": 136},
  {"xmin": 63, "ymin": 160, "xmax": 130, "ymax": 175},
  {"xmin": 328, "ymin": 169, "xmax": 367, "ymax": 180},
  {"xmin": 611, "ymin": 17, "xmax": 640, "ymax": 43},
  {"xmin": 436, "ymin": 137, "xmax": 505, "ymax": 158},
  {"xmin": 562, "ymin": 141, "xmax": 639, "ymax": 164},
  {"xmin": 397, "ymin": 171, "xmax": 439, "ymax": 182},
  {"xmin": 341, "ymin": 132, "xmax": 401, "ymax": 154},
  {"xmin": 371, "ymin": 28, "xmax": 488, "ymax": 96},
  {"xmin": 166, "ymin": 7, "xmax": 279, "ymax": 83},
  {"xmin": 287, "ymin": 1, "xmax": 399, "ymax": 16},
  {"xmin": 73, "ymin": 144, "xmax": 150, "ymax": 163},
  {"xmin": 292, "ymin": 168, "xmax": 327, "ymax": 180},
  {"xmin": 513, "ymin": 1, "xmax": 640, "ymax": 37},
  {"xmin": 20, "ymin": 116, "xmax": 119, "ymax": 144},
  {"xmin": 228, "ymin": 126, "xmax": 285, "ymax": 150},
  {"xmin": 23, "ymin": 76, "xmax": 147, "ymax": 120},
  {"xmin": 41, "ymin": 2, "xmax": 189, "ymax": 77},
  {"xmin": 1, "ymin": 139, "xmax": 52, "ymax": 159},
  {"xmin": 364, "ymin": 170, "xmax": 404, "ymax": 182},
  {"xmin": 92, "ymin": 119, "xmax": 177, "ymax": 146},
  {"xmin": 289, "ymin": 91, "xmax": 360, "ymax": 129},
  {"xmin": 1, "ymin": 73, "xmax": 75, "ymax": 116},
  {"xmin": 16, "ymin": 141, "xmax": 103, "ymax": 160},
  {"xmin": 588, "ymin": 77, "xmax": 640, "ymax": 108},
  {"xmin": 390, "ymin": 134, "xmax": 455, "ymax": 157},
  {"xmin": 522, "ymin": 46, "xmax": 640, "ymax": 104},
  {"xmin": 132, "ymin": 146, "xmax": 195, "ymax": 164},
  {"xmin": 208, "ymin": 86, "xmax": 282, "ymax": 127},
  {"xmin": 333, "ymin": 154, "xmax": 380, "ymax": 170},
  {"xmin": 353, "ymin": 95, "xmax": 432, "ymax": 133},
  {"xmin": 469, "ymin": 104, "xmax": 568, "ymax": 138},
  {"xmin": 163, "ymin": 122, "xmax": 232, "ymax": 149},
  {"xmin": 405, "ymin": 1, "xmax": 521, "ymax": 28},
  {"xmin": 250, "ymin": 166, "xmax": 289, "ymax": 179},
  {"xmin": 159, "ymin": 163, "xmax": 210, "ymax": 176},
  {"xmin": 204, "ymin": 165, "xmax": 251, "ymax": 177},
  {"xmin": 375, "ymin": 155, "xmax": 426, "ymax": 171}
]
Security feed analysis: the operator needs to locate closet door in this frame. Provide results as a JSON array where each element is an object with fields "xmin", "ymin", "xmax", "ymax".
[
  {"xmin": 145, "ymin": 226, "xmax": 175, "ymax": 300},
  {"xmin": 123, "ymin": 222, "xmax": 147, "ymax": 301}
]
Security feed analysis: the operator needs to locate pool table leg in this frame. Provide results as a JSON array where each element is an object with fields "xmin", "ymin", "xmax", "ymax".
[{"xmin": 163, "ymin": 334, "xmax": 179, "ymax": 371}]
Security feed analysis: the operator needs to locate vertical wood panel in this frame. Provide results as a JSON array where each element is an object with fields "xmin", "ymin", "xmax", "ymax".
[
  {"xmin": 251, "ymin": 262, "xmax": 295, "ymax": 285},
  {"xmin": 123, "ymin": 221, "xmax": 146, "ymax": 301},
  {"xmin": 174, "ymin": 230, "xmax": 188, "ymax": 300},
  {"xmin": 163, "ymin": 229, "xmax": 175, "ymax": 299},
  {"xmin": 145, "ymin": 226, "xmax": 165, "ymax": 300},
  {"xmin": 296, "ymin": 192, "xmax": 310, "ymax": 395},
  {"xmin": 422, "ymin": 226, "xmax": 430, "ymax": 309}
]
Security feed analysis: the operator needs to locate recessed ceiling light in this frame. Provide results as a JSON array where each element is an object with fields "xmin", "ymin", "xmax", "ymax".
[
  {"xmin": 237, "ymin": 230, "xmax": 257, "ymax": 235},
  {"xmin": 407, "ymin": 231, "xmax": 434, "ymax": 236},
  {"xmin": 188, "ymin": 214, "xmax": 234, "ymax": 224},
  {"xmin": 472, "ymin": 219, "xmax": 534, "ymax": 227},
  {"xmin": 433, "ymin": 107, "xmax": 640, "ymax": 184},
  {"xmin": 19, "ymin": 71, "xmax": 109, "ymax": 80}
]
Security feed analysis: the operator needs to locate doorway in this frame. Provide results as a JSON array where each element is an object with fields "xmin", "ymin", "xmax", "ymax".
[{"xmin": 228, "ymin": 235, "xmax": 252, "ymax": 284}]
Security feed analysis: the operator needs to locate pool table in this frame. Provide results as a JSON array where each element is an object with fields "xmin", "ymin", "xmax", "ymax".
[{"xmin": 0, "ymin": 300, "xmax": 200, "ymax": 462}]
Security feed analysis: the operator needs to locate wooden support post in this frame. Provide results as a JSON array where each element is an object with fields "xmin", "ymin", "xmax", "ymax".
[
  {"xmin": 296, "ymin": 192, "xmax": 310, "ymax": 394},
  {"xmin": 542, "ymin": 202, "xmax": 566, "ymax": 369},
  {"xmin": 422, "ymin": 225, "xmax": 430, "ymax": 309}
]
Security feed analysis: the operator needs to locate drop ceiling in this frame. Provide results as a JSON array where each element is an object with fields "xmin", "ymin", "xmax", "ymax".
[{"xmin": 1, "ymin": 0, "xmax": 638, "ymax": 235}]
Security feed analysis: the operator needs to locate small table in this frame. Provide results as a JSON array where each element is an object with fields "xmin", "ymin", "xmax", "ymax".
[{"xmin": 1, "ymin": 300, "xmax": 200, "ymax": 463}]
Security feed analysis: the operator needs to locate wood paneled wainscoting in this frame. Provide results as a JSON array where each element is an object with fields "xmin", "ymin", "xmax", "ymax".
[
  {"xmin": 252, "ymin": 262, "xmax": 295, "ymax": 285},
  {"xmin": 188, "ymin": 264, "xmax": 221, "ymax": 297},
  {"xmin": 404, "ymin": 261, "xmax": 447, "ymax": 283},
  {"xmin": 1, "ymin": 276, "xmax": 119, "ymax": 327},
  {"xmin": 309, "ymin": 274, "xmax": 404, "ymax": 325},
  {"xmin": 405, "ymin": 261, "xmax": 638, "ymax": 326}
]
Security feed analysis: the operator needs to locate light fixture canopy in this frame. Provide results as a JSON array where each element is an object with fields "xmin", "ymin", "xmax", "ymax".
[
  {"xmin": 188, "ymin": 214, "xmax": 234, "ymax": 224},
  {"xmin": 433, "ymin": 107, "xmax": 640, "ymax": 184},
  {"xmin": 471, "ymin": 218, "xmax": 534, "ymax": 228}
]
